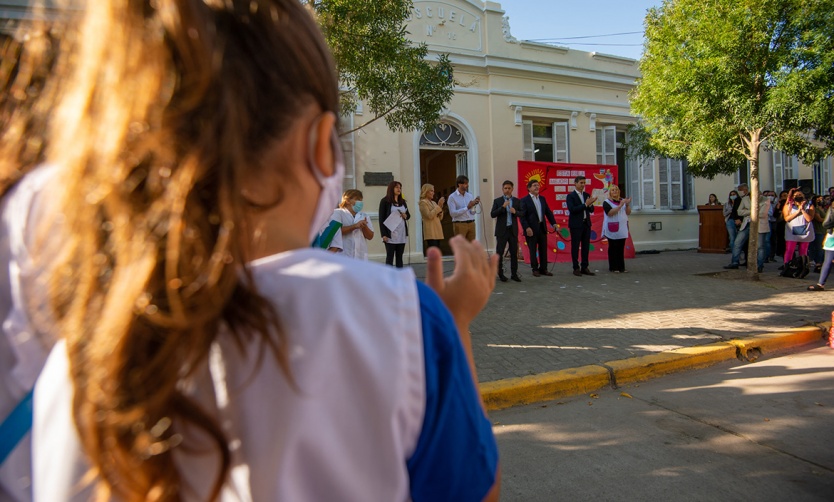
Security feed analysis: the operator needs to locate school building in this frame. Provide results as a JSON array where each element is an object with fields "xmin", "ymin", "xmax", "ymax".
[
  {"xmin": 3, "ymin": 0, "xmax": 832, "ymax": 261},
  {"xmin": 335, "ymin": 0, "xmax": 833, "ymax": 261}
]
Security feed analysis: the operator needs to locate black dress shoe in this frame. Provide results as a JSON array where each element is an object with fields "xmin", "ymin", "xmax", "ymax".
[
  {"xmin": 573, "ymin": 269, "xmax": 582, "ymax": 277},
  {"xmin": 498, "ymin": 274, "xmax": 508, "ymax": 282},
  {"xmin": 580, "ymin": 268, "xmax": 595, "ymax": 276},
  {"xmin": 540, "ymin": 270, "xmax": 553, "ymax": 276},
  {"xmin": 723, "ymin": 264, "xmax": 739, "ymax": 269},
  {"xmin": 532, "ymin": 270, "xmax": 541, "ymax": 277},
  {"xmin": 511, "ymin": 275, "xmax": 522, "ymax": 282}
]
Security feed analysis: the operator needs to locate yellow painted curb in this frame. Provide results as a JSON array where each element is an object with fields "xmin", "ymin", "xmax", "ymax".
[
  {"xmin": 729, "ymin": 326, "xmax": 825, "ymax": 359},
  {"xmin": 481, "ymin": 365, "xmax": 609, "ymax": 411},
  {"xmin": 606, "ymin": 343, "xmax": 737, "ymax": 386},
  {"xmin": 480, "ymin": 325, "xmax": 828, "ymax": 411}
]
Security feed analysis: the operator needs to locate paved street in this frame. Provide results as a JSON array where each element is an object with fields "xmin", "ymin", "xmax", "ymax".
[
  {"xmin": 408, "ymin": 250, "xmax": 832, "ymax": 383},
  {"xmin": 490, "ymin": 345, "xmax": 834, "ymax": 501}
]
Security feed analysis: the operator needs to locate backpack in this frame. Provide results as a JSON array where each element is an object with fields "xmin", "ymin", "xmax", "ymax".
[{"xmin": 781, "ymin": 254, "xmax": 810, "ymax": 279}]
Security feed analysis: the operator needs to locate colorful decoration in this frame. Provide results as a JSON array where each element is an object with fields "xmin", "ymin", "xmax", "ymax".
[{"xmin": 517, "ymin": 161, "xmax": 636, "ymax": 264}]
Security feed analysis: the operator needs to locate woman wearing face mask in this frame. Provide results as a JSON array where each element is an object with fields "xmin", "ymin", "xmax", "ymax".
[
  {"xmin": 419, "ymin": 183, "xmax": 445, "ymax": 251},
  {"xmin": 379, "ymin": 181, "xmax": 411, "ymax": 268},
  {"xmin": 723, "ymin": 191, "xmax": 739, "ymax": 253},
  {"xmin": 782, "ymin": 188, "xmax": 815, "ymax": 276},
  {"xmin": 24, "ymin": 2, "xmax": 500, "ymax": 501},
  {"xmin": 331, "ymin": 189, "xmax": 374, "ymax": 260}
]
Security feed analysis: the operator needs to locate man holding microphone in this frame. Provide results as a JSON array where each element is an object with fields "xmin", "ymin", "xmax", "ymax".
[{"xmin": 448, "ymin": 175, "xmax": 480, "ymax": 241}]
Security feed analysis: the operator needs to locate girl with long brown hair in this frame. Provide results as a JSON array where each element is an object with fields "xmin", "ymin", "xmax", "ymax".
[{"xmin": 21, "ymin": 1, "xmax": 499, "ymax": 501}]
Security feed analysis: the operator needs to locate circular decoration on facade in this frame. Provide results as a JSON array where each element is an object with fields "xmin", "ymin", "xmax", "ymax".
[
  {"xmin": 557, "ymin": 241, "xmax": 566, "ymax": 250},
  {"xmin": 560, "ymin": 228, "xmax": 570, "ymax": 239},
  {"xmin": 420, "ymin": 123, "xmax": 467, "ymax": 148}
]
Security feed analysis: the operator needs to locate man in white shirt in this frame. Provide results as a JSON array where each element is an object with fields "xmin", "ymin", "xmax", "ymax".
[{"xmin": 447, "ymin": 175, "xmax": 479, "ymax": 241}]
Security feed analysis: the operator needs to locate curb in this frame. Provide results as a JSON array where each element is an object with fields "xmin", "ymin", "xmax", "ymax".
[{"xmin": 481, "ymin": 324, "xmax": 828, "ymax": 411}]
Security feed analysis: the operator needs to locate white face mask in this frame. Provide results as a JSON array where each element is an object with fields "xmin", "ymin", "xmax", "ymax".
[{"xmin": 308, "ymin": 128, "xmax": 345, "ymax": 245}]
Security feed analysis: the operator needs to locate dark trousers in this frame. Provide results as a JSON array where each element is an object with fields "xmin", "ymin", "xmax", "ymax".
[
  {"xmin": 385, "ymin": 242, "xmax": 405, "ymax": 268},
  {"xmin": 496, "ymin": 229, "xmax": 518, "ymax": 277},
  {"xmin": 425, "ymin": 239, "xmax": 440, "ymax": 250},
  {"xmin": 570, "ymin": 223, "xmax": 591, "ymax": 270},
  {"xmin": 608, "ymin": 238, "xmax": 626, "ymax": 272},
  {"xmin": 525, "ymin": 224, "xmax": 548, "ymax": 272}
]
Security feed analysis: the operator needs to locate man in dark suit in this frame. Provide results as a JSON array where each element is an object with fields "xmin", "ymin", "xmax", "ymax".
[
  {"xmin": 519, "ymin": 179, "xmax": 557, "ymax": 277},
  {"xmin": 565, "ymin": 175, "xmax": 597, "ymax": 276},
  {"xmin": 491, "ymin": 180, "xmax": 523, "ymax": 282}
]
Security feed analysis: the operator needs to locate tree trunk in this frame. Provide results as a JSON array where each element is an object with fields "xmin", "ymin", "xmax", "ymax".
[{"xmin": 748, "ymin": 154, "xmax": 759, "ymax": 278}]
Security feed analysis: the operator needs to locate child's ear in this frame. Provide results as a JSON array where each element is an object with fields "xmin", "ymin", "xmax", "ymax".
[{"xmin": 311, "ymin": 111, "xmax": 337, "ymax": 178}]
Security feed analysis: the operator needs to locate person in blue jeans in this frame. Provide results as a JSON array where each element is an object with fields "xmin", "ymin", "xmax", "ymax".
[
  {"xmin": 723, "ymin": 190, "xmax": 739, "ymax": 253},
  {"xmin": 809, "ymin": 205, "xmax": 834, "ymax": 291},
  {"xmin": 724, "ymin": 184, "xmax": 750, "ymax": 269},
  {"xmin": 755, "ymin": 193, "xmax": 772, "ymax": 273}
]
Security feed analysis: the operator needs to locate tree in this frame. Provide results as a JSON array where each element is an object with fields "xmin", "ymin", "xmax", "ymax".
[
  {"xmin": 630, "ymin": 0, "xmax": 834, "ymax": 275},
  {"xmin": 307, "ymin": 0, "xmax": 454, "ymax": 133}
]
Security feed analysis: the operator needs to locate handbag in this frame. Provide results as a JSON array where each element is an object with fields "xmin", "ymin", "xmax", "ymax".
[
  {"xmin": 607, "ymin": 221, "xmax": 620, "ymax": 233},
  {"xmin": 791, "ymin": 222, "xmax": 809, "ymax": 236}
]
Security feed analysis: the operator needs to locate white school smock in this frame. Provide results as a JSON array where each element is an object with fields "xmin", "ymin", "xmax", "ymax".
[
  {"xmin": 601, "ymin": 199, "xmax": 629, "ymax": 240},
  {"xmin": 33, "ymin": 249, "xmax": 497, "ymax": 501},
  {"xmin": 331, "ymin": 207, "xmax": 373, "ymax": 260},
  {"xmin": 0, "ymin": 166, "xmax": 56, "ymax": 502}
]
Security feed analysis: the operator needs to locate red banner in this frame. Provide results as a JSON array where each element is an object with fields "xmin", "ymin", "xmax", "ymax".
[{"xmin": 516, "ymin": 161, "xmax": 636, "ymax": 264}]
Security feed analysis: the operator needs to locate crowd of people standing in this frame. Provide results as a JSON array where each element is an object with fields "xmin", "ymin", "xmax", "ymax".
[{"xmin": 722, "ymin": 183, "xmax": 834, "ymax": 288}]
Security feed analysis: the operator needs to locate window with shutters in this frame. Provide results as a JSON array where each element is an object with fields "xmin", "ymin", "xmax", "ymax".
[
  {"xmin": 823, "ymin": 157, "xmax": 832, "ymax": 191},
  {"xmin": 595, "ymin": 126, "xmax": 616, "ymax": 165},
  {"xmin": 772, "ymin": 150, "xmax": 784, "ymax": 193},
  {"xmin": 338, "ymin": 113, "xmax": 356, "ymax": 191},
  {"xmin": 522, "ymin": 120, "xmax": 569, "ymax": 162},
  {"xmin": 626, "ymin": 155, "xmax": 655, "ymax": 209},
  {"xmin": 659, "ymin": 158, "xmax": 686, "ymax": 209},
  {"xmin": 783, "ymin": 153, "xmax": 796, "ymax": 180}
]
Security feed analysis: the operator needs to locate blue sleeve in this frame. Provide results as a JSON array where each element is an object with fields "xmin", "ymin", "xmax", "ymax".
[{"xmin": 407, "ymin": 282, "xmax": 498, "ymax": 502}]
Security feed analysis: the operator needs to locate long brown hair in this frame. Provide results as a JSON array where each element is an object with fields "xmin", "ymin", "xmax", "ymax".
[
  {"xmin": 0, "ymin": 4, "xmax": 67, "ymax": 197},
  {"xmin": 385, "ymin": 180, "xmax": 404, "ymax": 204},
  {"xmin": 40, "ymin": 1, "xmax": 338, "ymax": 500}
]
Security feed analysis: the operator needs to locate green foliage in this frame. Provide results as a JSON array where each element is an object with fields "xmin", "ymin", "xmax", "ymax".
[
  {"xmin": 630, "ymin": 0, "xmax": 834, "ymax": 178},
  {"xmin": 307, "ymin": 0, "xmax": 454, "ymax": 133}
]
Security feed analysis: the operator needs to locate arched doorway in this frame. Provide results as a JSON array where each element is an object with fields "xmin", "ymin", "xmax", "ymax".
[{"xmin": 419, "ymin": 122, "xmax": 469, "ymax": 256}]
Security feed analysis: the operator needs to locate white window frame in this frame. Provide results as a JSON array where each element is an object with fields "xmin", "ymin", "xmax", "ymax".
[{"xmin": 522, "ymin": 120, "xmax": 570, "ymax": 162}]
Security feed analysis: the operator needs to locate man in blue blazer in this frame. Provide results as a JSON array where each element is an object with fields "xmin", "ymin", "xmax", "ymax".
[
  {"xmin": 519, "ymin": 179, "xmax": 557, "ymax": 277},
  {"xmin": 565, "ymin": 175, "xmax": 597, "ymax": 276},
  {"xmin": 491, "ymin": 180, "xmax": 523, "ymax": 282}
]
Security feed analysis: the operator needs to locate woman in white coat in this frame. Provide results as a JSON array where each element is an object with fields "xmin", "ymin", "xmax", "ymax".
[{"xmin": 602, "ymin": 186, "xmax": 632, "ymax": 273}]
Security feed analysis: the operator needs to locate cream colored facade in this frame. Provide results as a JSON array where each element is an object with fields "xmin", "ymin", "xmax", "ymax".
[{"xmin": 342, "ymin": 0, "xmax": 834, "ymax": 262}]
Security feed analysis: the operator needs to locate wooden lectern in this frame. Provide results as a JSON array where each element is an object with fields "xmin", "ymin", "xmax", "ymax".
[{"xmin": 697, "ymin": 205, "xmax": 728, "ymax": 253}]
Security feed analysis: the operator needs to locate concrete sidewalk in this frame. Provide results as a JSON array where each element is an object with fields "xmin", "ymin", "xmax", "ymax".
[{"xmin": 406, "ymin": 249, "xmax": 831, "ymax": 410}]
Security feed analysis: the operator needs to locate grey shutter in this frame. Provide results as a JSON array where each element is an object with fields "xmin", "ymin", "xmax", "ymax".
[
  {"xmin": 553, "ymin": 122, "xmax": 569, "ymax": 162},
  {"xmin": 522, "ymin": 121, "xmax": 534, "ymax": 161}
]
